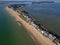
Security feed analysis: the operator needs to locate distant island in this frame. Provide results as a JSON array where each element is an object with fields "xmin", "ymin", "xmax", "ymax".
[{"xmin": 32, "ymin": 1, "xmax": 55, "ymax": 4}]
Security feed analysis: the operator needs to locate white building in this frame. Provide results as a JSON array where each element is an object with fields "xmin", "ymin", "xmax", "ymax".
[
  {"xmin": 22, "ymin": 14, "xmax": 27, "ymax": 18},
  {"xmin": 48, "ymin": 34, "xmax": 56, "ymax": 41},
  {"xmin": 58, "ymin": 42, "xmax": 60, "ymax": 45},
  {"xmin": 41, "ymin": 30, "xmax": 49, "ymax": 37},
  {"xmin": 55, "ymin": 41, "xmax": 60, "ymax": 45},
  {"xmin": 30, "ymin": 22, "xmax": 37, "ymax": 28},
  {"xmin": 37, "ymin": 28, "xmax": 40, "ymax": 31}
]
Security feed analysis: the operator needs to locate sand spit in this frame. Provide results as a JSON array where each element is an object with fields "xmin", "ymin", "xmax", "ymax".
[{"xmin": 6, "ymin": 7, "xmax": 55, "ymax": 45}]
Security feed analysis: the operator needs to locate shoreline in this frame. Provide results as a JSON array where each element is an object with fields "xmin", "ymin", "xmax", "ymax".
[{"xmin": 6, "ymin": 6, "xmax": 55, "ymax": 45}]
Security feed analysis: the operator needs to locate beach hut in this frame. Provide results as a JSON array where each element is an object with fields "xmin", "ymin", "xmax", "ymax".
[
  {"xmin": 57, "ymin": 42, "xmax": 60, "ymax": 45},
  {"xmin": 54, "ymin": 40, "xmax": 60, "ymax": 45},
  {"xmin": 48, "ymin": 33, "xmax": 56, "ymax": 41},
  {"xmin": 30, "ymin": 21, "xmax": 37, "ymax": 28},
  {"xmin": 41, "ymin": 30, "xmax": 49, "ymax": 37}
]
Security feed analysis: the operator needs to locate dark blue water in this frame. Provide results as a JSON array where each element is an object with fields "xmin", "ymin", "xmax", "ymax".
[{"xmin": 23, "ymin": 2, "xmax": 60, "ymax": 37}]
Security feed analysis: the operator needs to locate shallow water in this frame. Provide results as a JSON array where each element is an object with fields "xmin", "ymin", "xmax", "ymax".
[{"xmin": 0, "ymin": 4, "xmax": 35, "ymax": 45}]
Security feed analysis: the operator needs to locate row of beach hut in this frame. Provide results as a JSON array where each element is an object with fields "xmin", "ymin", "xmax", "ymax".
[
  {"xmin": 19, "ymin": 9, "xmax": 60, "ymax": 45},
  {"xmin": 8, "ymin": 5, "xmax": 60, "ymax": 45}
]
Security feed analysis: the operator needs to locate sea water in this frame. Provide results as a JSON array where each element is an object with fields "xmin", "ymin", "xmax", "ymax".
[
  {"xmin": 23, "ymin": 2, "xmax": 60, "ymax": 37},
  {"xmin": 0, "ymin": 2, "xmax": 35, "ymax": 45}
]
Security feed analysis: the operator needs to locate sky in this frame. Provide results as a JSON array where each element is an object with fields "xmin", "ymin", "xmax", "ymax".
[{"xmin": 0, "ymin": 0, "xmax": 60, "ymax": 2}]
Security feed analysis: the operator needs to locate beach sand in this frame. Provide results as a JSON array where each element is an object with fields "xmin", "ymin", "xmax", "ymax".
[{"xmin": 6, "ymin": 7, "xmax": 55, "ymax": 45}]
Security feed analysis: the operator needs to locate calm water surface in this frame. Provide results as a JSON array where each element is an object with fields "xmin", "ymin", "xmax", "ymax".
[
  {"xmin": 0, "ymin": 2, "xmax": 60, "ymax": 45},
  {"xmin": 0, "ymin": 4, "xmax": 35, "ymax": 45},
  {"xmin": 23, "ymin": 2, "xmax": 60, "ymax": 37}
]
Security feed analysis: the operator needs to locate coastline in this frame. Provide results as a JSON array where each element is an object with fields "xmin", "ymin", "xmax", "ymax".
[{"xmin": 6, "ymin": 6, "xmax": 55, "ymax": 45}]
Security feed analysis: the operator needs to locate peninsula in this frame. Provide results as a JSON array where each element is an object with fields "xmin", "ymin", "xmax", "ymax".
[{"xmin": 6, "ymin": 6, "xmax": 55, "ymax": 45}]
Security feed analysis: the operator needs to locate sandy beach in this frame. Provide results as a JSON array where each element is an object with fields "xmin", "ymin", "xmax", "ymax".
[{"xmin": 6, "ymin": 7, "xmax": 55, "ymax": 45}]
